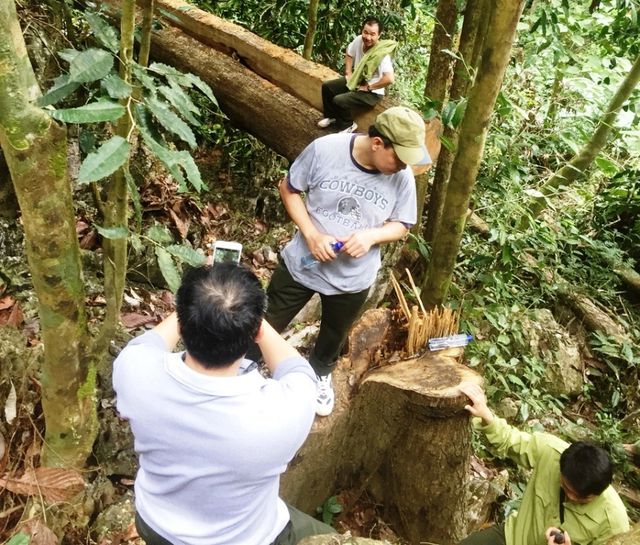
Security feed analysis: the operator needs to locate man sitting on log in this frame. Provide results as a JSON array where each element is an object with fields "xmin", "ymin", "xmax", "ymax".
[
  {"xmin": 317, "ymin": 16, "xmax": 396, "ymax": 133},
  {"xmin": 257, "ymin": 106, "xmax": 430, "ymax": 417},
  {"xmin": 459, "ymin": 382, "xmax": 629, "ymax": 545},
  {"xmin": 113, "ymin": 263, "xmax": 336, "ymax": 545}
]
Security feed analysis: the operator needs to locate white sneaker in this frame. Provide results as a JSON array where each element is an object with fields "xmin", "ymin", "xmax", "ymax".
[
  {"xmin": 316, "ymin": 374, "xmax": 335, "ymax": 416},
  {"xmin": 317, "ymin": 117, "xmax": 336, "ymax": 128},
  {"xmin": 340, "ymin": 122, "xmax": 358, "ymax": 133}
]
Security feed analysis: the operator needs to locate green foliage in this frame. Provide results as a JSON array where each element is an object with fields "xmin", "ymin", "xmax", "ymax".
[
  {"xmin": 77, "ymin": 136, "xmax": 130, "ymax": 184},
  {"xmin": 316, "ymin": 495, "xmax": 342, "ymax": 526},
  {"xmin": 42, "ymin": 11, "xmax": 216, "ymax": 191},
  {"xmin": 6, "ymin": 534, "xmax": 30, "ymax": 545}
]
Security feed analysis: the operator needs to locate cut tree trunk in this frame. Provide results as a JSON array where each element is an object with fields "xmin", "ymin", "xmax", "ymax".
[{"xmin": 281, "ymin": 309, "xmax": 482, "ymax": 545}]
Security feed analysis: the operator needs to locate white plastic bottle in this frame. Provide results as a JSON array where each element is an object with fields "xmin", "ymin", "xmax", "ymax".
[{"xmin": 428, "ymin": 333, "xmax": 473, "ymax": 351}]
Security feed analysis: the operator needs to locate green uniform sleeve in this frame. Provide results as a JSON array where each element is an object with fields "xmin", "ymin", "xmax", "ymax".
[{"xmin": 473, "ymin": 416, "xmax": 548, "ymax": 470}]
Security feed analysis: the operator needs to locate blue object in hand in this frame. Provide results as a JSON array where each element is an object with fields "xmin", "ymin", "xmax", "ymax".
[
  {"xmin": 428, "ymin": 333, "xmax": 473, "ymax": 351},
  {"xmin": 300, "ymin": 241, "xmax": 344, "ymax": 269}
]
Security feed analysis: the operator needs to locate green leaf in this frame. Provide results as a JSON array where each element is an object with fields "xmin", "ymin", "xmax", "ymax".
[
  {"xmin": 85, "ymin": 12, "xmax": 119, "ymax": 53},
  {"xmin": 148, "ymin": 62, "xmax": 185, "ymax": 79},
  {"xmin": 183, "ymin": 73, "xmax": 218, "ymax": 106},
  {"xmin": 37, "ymin": 74, "xmax": 81, "ymax": 107},
  {"xmin": 158, "ymin": 82, "xmax": 200, "ymax": 125},
  {"xmin": 58, "ymin": 48, "xmax": 80, "ymax": 63},
  {"xmin": 147, "ymin": 224, "xmax": 174, "ymax": 244},
  {"xmin": 79, "ymin": 129, "xmax": 97, "ymax": 153},
  {"xmin": 7, "ymin": 534, "xmax": 30, "ymax": 545},
  {"xmin": 595, "ymin": 156, "xmax": 618, "ymax": 176},
  {"xmin": 439, "ymin": 134, "xmax": 455, "ymax": 153},
  {"xmin": 175, "ymin": 151, "xmax": 205, "ymax": 193},
  {"xmin": 95, "ymin": 225, "xmax": 129, "ymax": 239},
  {"xmin": 166, "ymin": 244, "xmax": 206, "ymax": 266},
  {"xmin": 77, "ymin": 135, "xmax": 130, "ymax": 184},
  {"xmin": 132, "ymin": 63, "xmax": 157, "ymax": 93},
  {"xmin": 138, "ymin": 124, "xmax": 186, "ymax": 186},
  {"xmin": 49, "ymin": 100, "xmax": 126, "ymax": 123},
  {"xmin": 451, "ymin": 98, "xmax": 467, "ymax": 128},
  {"xmin": 101, "ymin": 73, "xmax": 132, "ymax": 99},
  {"xmin": 156, "ymin": 247, "xmax": 181, "ymax": 292},
  {"xmin": 145, "ymin": 96, "xmax": 197, "ymax": 148},
  {"xmin": 69, "ymin": 49, "xmax": 114, "ymax": 83},
  {"xmin": 129, "ymin": 234, "xmax": 144, "ymax": 254}
]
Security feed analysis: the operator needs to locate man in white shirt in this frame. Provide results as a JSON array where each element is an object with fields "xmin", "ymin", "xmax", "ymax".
[
  {"xmin": 113, "ymin": 263, "xmax": 336, "ymax": 545},
  {"xmin": 318, "ymin": 16, "xmax": 396, "ymax": 132}
]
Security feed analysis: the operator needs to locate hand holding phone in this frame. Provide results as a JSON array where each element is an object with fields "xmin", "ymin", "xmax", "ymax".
[{"xmin": 211, "ymin": 241, "xmax": 242, "ymax": 264}]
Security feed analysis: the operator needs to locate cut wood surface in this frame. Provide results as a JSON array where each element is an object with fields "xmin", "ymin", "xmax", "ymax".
[{"xmin": 281, "ymin": 309, "xmax": 482, "ymax": 545}]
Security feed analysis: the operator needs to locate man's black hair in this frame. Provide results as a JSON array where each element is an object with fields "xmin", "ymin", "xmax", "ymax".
[
  {"xmin": 362, "ymin": 16, "xmax": 383, "ymax": 34},
  {"xmin": 368, "ymin": 125, "xmax": 393, "ymax": 147},
  {"xmin": 176, "ymin": 263, "xmax": 266, "ymax": 368},
  {"xmin": 560, "ymin": 441, "xmax": 613, "ymax": 497}
]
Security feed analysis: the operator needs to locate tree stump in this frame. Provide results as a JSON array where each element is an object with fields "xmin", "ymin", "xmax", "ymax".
[{"xmin": 281, "ymin": 309, "xmax": 481, "ymax": 545}]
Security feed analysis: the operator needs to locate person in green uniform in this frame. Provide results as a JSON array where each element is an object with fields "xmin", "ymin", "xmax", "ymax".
[{"xmin": 458, "ymin": 382, "xmax": 629, "ymax": 545}]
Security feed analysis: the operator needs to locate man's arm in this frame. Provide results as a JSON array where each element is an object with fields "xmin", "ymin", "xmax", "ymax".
[
  {"xmin": 151, "ymin": 311, "xmax": 180, "ymax": 350},
  {"xmin": 338, "ymin": 221, "xmax": 408, "ymax": 259},
  {"xmin": 255, "ymin": 319, "xmax": 304, "ymax": 375},
  {"xmin": 345, "ymin": 53, "xmax": 354, "ymax": 79},
  {"xmin": 359, "ymin": 70, "xmax": 395, "ymax": 92},
  {"xmin": 279, "ymin": 177, "xmax": 339, "ymax": 262}
]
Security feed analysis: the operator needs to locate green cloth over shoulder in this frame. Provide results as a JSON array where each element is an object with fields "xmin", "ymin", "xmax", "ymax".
[
  {"xmin": 473, "ymin": 416, "xmax": 629, "ymax": 545},
  {"xmin": 347, "ymin": 39, "xmax": 397, "ymax": 91}
]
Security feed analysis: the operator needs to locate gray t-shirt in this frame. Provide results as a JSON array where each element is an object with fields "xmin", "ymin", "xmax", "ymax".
[{"xmin": 281, "ymin": 133, "xmax": 417, "ymax": 295}]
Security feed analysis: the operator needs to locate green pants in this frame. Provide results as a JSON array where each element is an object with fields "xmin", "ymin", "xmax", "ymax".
[
  {"xmin": 263, "ymin": 263, "xmax": 370, "ymax": 376},
  {"xmin": 321, "ymin": 77, "xmax": 381, "ymax": 129},
  {"xmin": 458, "ymin": 523, "xmax": 506, "ymax": 545}
]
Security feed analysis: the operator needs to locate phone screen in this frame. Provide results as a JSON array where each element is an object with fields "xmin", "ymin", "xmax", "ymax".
[{"xmin": 213, "ymin": 247, "xmax": 241, "ymax": 264}]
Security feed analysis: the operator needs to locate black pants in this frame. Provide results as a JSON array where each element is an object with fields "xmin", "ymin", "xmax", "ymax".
[
  {"xmin": 135, "ymin": 504, "xmax": 336, "ymax": 545},
  {"xmin": 260, "ymin": 263, "xmax": 369, "ymax": 376},
  {"xmin": 321, "ymin": 77, "xmax": 381, "ymax": 129},
  {"xmin": 458, "ymin": 523, "xmax": 506, "ymax": 545}
]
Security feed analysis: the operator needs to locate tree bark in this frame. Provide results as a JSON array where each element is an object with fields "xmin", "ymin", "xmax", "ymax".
[
  {"xmin": 421, "ymin": 0, "xmax": 526, "ymax": 308},
  {"xmin": 138, "ymin": 0, "xmax": 156, "ymax": 68},
  {"xmin": 0, "ymin": 0, "xmax": 97, "ymax": 468},
  {"xmin": 424, "ymin": 0, "xmax": 458, "ymax": 105},
  {"xmin": 302, "ymin": 0, "xmax": 320, "ymax": 60},
  {"xmin": 524, "ymin": 53, "xmax": 640, "ymax": 223},
  {"xmin": 281, "ymin": 309, "xmax": 482, "ymax": 545},
  {"xmin": 422, "ymin": 0, "xmax": 489, "ymax": 244},
  {"xmin": 99, "ymin": 0, "xmax": 136, "ymax": 370}
]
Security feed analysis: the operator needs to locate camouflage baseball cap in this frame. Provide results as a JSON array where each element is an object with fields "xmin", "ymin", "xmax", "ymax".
[{"xmin": 374, "ymin": 106, "xmax": 431, "ymax": 166}]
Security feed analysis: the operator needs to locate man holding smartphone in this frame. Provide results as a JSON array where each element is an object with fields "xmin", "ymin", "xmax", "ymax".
[
  {"xmin": 262, "ymin": 106, "xmax": 429, "ymax": 416},
  {"xmin": 113, "ymin": 263, "xmax": 336, "ymax": 545}
]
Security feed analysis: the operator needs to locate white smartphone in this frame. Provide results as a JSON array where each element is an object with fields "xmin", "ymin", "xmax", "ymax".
[{"xmin": 212, "ymin": 240, "xmax": 243, "ymax": 264}]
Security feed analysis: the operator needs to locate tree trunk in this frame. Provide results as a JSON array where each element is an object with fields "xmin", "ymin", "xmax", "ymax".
[
  {"xmin": 424, "ymin": 0, "xmax": 458, "ymax": 105},
  {"xmin": 605, "ymin": 524, "xmax": 640, "ymax": 545},
  {"xmin": 99, "ymin": 0, "xmax": 136, "ymax": 370},
  {"xmin": 281, "ymin": 309, "xmax": 481, "ymax": 545},
  {"xmin": 138, "ymin": 0, "xmax": 156, "ymax": 68},
  {"xmin": 302, "ymin": 0, "xmax": 320, "ymax": 60},
  {"xmin": 421, "ymin": 0, "xmax": 526, "ymax": 308},
  {"xmin": 0, "ymin": 0, "xmax": 97, "ymax": 468},
  {"xmin": 524, "ymin": 53, "xmax": 640, "ymax": 223},
  {"xmin": 422, "ymin": 0, "xmax": 489, "ymax": 244}
]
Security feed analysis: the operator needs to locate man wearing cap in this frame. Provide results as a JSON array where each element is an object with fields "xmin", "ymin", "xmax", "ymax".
[{"xmin": 262, "ymin": 106, "xmax": 430, "ymax": 416}]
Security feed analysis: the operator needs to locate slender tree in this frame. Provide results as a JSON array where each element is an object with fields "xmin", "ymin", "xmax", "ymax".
[
  {"xmin": 422, "ymin": 0, "xmax": 489, "ymax": 244},
  {"xmin": 414, "ymin": 0, "xmax": 458, "ymax": 231},
  {"xmin": 421, "ymin": 0, "xmax": 526, "ymax": 308},
  {"xmin": 97, "ymin": 0, "xmax": 136, "ymax": 361},
  {"xmin": 0, "ymin": 0, "xmax": 97, "ymax": 468},
  {"xmin": 302, "ymin": 0, "xmax": 320, "ymax": 60},
  {"xmin": 523, "ymin": 53, "xmax": 640, "ymax": 223}
]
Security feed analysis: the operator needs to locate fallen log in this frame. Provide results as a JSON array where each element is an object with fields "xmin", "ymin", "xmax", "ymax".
[
  {"xmin": 102, "ymin": 0, "xmax": 442, "ymax": 172},
  {"xmin": 281, "ymin": 308, "xmax": 482, "ymax": 545}
]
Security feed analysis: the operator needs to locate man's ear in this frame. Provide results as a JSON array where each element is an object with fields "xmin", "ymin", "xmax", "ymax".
[{"xmin": 254, "ymin": 319, "xmax": 266, "ymax": 342}]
